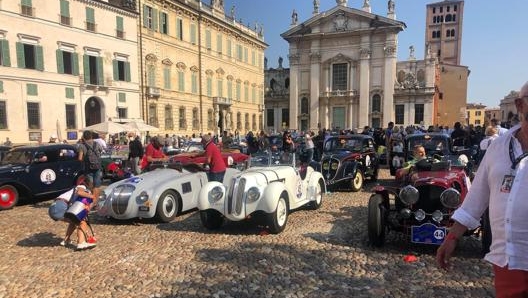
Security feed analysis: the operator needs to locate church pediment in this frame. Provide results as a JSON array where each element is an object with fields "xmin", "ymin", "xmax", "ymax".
[{"xmin": 281, "ymin": 6, "xmax": 405, "ymax": 40}]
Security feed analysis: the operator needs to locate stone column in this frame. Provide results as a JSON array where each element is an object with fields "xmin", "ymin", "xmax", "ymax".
[
  {"xmin": 289, "ymin": 53, "xmax": 300, "ymax": 130},
  {"xmin": 424, "ymin": 101, "xmax": 433, "ymax": 127},
  {"xmin": 358, "ymin": 48, "xmax": 371, "ymax": 128},
  {"xmin": 310, "ymin": 51, "xmax": 321, "ymax": 130},
  {"xmin": 383, "ymin": 40, "xmax": 397, "ymax": 127},
  {"xmin": 323, "ymin": 98, "xmax": 330, "ymax": 129},
  {"xmin": 347, "ymin": 98, "xmax": 354, "ymax": 129},
  {"xmin": 213, "ymin": 104, "xmax": 219, "ymax": 133}
]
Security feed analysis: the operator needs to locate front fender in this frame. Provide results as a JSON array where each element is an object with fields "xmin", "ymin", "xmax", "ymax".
[
  {"xmin": 307, "ymin": 170, "xmax": 326, "ymax": 194},
  {"xmin": 342, "ymin": 160, "xmax": 359, "ymax": 178},
  {"xmin": 197, "ymin": 181, "xmax": 226, "ymax": 213},
  {"xmin": 255, "ymin": 181, "xmax": 288, "ymax": 214}
]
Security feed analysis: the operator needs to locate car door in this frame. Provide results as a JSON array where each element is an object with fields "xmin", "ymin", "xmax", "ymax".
[
  {"xmin": 361, "ymin": 138, "xmax": 376, "ymax": 173},
  {"xmin": 23, "ymin": 149, "xmax": 59, "ymax": 195},
  {"xmin": 55, "ymin": 147, "xmax": 81, "ymax": 189}
]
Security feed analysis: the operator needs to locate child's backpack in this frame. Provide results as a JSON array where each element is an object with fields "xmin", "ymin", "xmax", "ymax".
[{"xmin": 84, "ymin": 142, "xmax": 101, "ymax": 170}]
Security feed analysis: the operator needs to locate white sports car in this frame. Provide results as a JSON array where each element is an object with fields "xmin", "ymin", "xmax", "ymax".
[
  {"xmin": 197, "ymin": 152, "xmax": 326, "ymax": 234},
  {"xmin": 97, "ymin": 163, "xmax": 240, "ymax": 222}
]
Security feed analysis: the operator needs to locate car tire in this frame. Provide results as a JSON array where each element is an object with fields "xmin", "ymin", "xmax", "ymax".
[
  {"xmin": 155, "ymin": 190, "xmax": 179, "ymax": 223},
  {"xmin": 267, "ymin": 195, "xmax": 288, "ymax": 234},
  {"xmin": 481, "ymin": 208, "xmax": 492, "ymax": 256},
  {"xmin": 200, "ymin": 209, "xmax": 224, "ymax": 230},
  {"xmin": 350, "ymin": 170, "xmax": 364, "ymax": 192},
  {"xmin": 368, "ymin": 194, "xmax": 386, "ymax": 247},
  {"xmin": 0, "ymin": 185, "xmax": 19, "ymax": 210},
  {"xmin": 308, "ymin": 180, "xmax": 324, "ymax": 210}
]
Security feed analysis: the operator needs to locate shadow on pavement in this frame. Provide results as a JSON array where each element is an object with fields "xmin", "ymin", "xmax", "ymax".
[{"xmin": 17, "ymin": 232, "xmax": 62, "ymax": 247}]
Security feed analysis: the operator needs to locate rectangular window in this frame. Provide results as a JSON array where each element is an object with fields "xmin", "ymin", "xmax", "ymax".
[
  {"xmin": 178, "ymin": 71, "xmax": 184, "ymax": 92},
  {"xmin": 164, "ymin": 105, "xmax": 173, "ymax": 130},
  {"xmin": 160, "ymin": 12, "xmax": 168, "ymax": 34},
  {"xmin": 266, "ymin": 109, "xmax": 274, "ymax": 127},
  {"xmin": 332, "ymin": 63, "xmax": 348, "ymax": 91},
  {"xmin": 60, "ymin": 0, "xmax": 71, "ymax": 25},
  {"xmin": 163, "ymin": 68, "xmax": 171, "ymax": 89},
  {"xmin": 216, "ymin": 33, "xmax": 222, "ymax": 53},
  {"xmin": 147, "ymin": 64, "xmax": 155, "ymax": 87},
  {"xmin": 179, "ymin": 107, "xmax": 186, "ymax": 129},
  {"xmin": 116, "ymin": 16, "xmax": 125, "ymax": 39},
  {"xmin": 0, "ymin": 101, "xmax": 6, "ymax": 129},
  {"xmin": 118, "ymin": 92, "xmax": 126, "ymax": 102},
  {"xmin": 206, "ymin": 77, "xmax": 212, "ymax": 96},
  {"xmin": 65, "ymin": 104, "xmax": 76, "ymax": 129},
  {"xmin": 83, "ymin": 54, "xmax": 103, "ymax": 85},
  {"xmin": 258, "ymin": 53, "xmax": 262, "ymax": 68},
  {"xmin": 27, "ymin": 102, "xmax": 40, "ymax": 129},
  {"xmin": 21, "ymin": 0, "xmax": 34, "ymax": 16},
  {"xmin": 148, "ymin": 104, "xmax": 158, "ymax": 126},
  {"xmin": 227, "ymin": 39, "xmax": 232, "ymax": 57},
  {"xmin": 281, "ymin": 109, "xmax": 289, "ymax": 127},
  {"xmin": 26, "ymin": 83, "xmax": 38, "ymax": 95},
  {"xmin": 190, "ymin": 23, "xmax": 197, "ymax": 44},
  {"xmin": 0, "ymin": 40, "xmax": 11, "ymax": 67},
  {"xmin": 57, "ymin": 50, "xmax": 79, "ymax": 75},
  {"xmin": 113, "ymin": 58, "xmax": 130, "ymax": 82},
  {"xmin": 65, "ymin": 87, "xmax": 74, "ymax": 99},
  {"xmin": 414, "ymin": 104, "xmax": 424, "ymax": 124},
  {"xmin": 205, "ymin": 30, "xmax": 211, "ymax": 49},
  {"xmin": 192, "ymin": 109, "xmax": 199, "ymax": 130},
  {"xmin": 143, "ymin": 5, "xmax": 154, "ymax": 30},
  {"xmin": 85, "ymin": 7, "xmax": 96, "ymax": 32},
  {"xmin": 395, "ymin": 104, "xmax": 404, "ymax": 124},
  {"xmin": 176, "ymin": 18, "xmax": 183, "ymax": 40},
  {"xmin": 117, "ymin": 108, "xmax": 127, "ymax": 119},
  {"xmin": 191, "ymin": 72, "xmax": 197, "ymax": 93},
  {"xmin": 217, "ymin": 80, "xmax": 223, "ymax": 97},
  {"xmin": 16, "ymin": 42, "xmax": 44, "ymax": 71}
]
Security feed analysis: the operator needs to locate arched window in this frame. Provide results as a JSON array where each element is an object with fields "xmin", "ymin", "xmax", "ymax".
[
  {"xmin": 300, "ymin": 97, "xmax": 309, "ymax": 114},
  {"xmin": 451, "ymin": 29, "xmax": 455, "ymax": 37},
  {"xmin": 237, "ymin": 112, "xmax": 242, "ymax": 130},
  {"xmin": 432, "ymin": 31, "xmax": 437, "ymax": 39},
  {"xmin": 453, "ymin": 15, "xmax": 456, "ymax": 22},
  {"xmin": 446, "ymin": 30, "xmax": 451, "ymax": 37},
  {"xmin": 371, "ymin": 94, "xmax": 381, "ymax": 113}
]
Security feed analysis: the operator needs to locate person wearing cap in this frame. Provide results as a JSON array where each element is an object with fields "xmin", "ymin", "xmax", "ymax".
[
  {"xmin": 437, "ymin": 81, "xmax": 528, "ymax": 297},
  {"xmin": 201, "ymin": 133, "xmax": 226, "ymax": 182}
]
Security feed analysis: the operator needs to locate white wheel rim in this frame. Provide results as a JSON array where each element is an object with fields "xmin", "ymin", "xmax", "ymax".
[
  {"xmin": 276, "ymin": 198, "xmax": 287, "ymax": 227},
  {"xmin": 354, "ymin": 172, "xmax": 362, "ymax": 189},
  {"xmin": 163, "ymin": 195, "xmax": 176, "ymax": 217},
  {"xmin": 315, "ymin": 183, "xmax": 322, "ymax": 204}
]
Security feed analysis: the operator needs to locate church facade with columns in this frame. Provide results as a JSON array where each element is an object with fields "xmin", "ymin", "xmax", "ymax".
[{"xmin": 281, "ymin": 0, "xmax": 428, "ymax": 132}]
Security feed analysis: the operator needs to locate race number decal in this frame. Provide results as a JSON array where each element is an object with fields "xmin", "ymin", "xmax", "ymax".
[
  {"xmin": 40, "ymin": 169, "xmax": 57, "ymax": 185},
  {"xmin": 296, "ymin": 180, "xmax": 303, "ymax": 198},
  {"xmin": 433, "ymin": 229, "xmax": 445, "ymax": 240}
]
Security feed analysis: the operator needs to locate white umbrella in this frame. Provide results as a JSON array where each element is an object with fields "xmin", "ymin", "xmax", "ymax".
[
  {"xmin": 82, "ymin": 121, "xmax": 131, "ymax": 134},
  {"xmin": 125, "ymin": 120, "xmax": 160, "ymax": 132}
]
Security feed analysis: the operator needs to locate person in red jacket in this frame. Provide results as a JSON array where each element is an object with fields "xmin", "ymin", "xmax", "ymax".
[{"xmin": 201, "ymin": 134, "xmax": 226, "ymax": 182}]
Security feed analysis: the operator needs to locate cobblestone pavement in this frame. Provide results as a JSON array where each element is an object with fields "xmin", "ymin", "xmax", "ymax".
[{"xmin": 0, "ymin": 168, "xmax": 494, "ymax": 298}]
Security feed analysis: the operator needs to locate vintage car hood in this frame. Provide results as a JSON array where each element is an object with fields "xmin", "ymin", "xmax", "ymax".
[
  {"xmin": 235, "ymin": 166, "xmax": 294, "ymax": 182},
  {"xmin": 106, "ymin": 168, "xmax": 195, "ymax": 189},
  {"xmin": 410, "ymin": 167, "xmax": 466, "ymax": 186},
  {"xmin": 322, "ymin": 151, "xmax": 361, "ymax": 161}
]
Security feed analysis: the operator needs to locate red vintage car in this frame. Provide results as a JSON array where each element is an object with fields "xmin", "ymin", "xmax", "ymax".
[
  {"xmin": 169, "ymin": 146, "xmax": 249, "ymax": 170},
  {"xmin": 368, "ymin": 154, "xmax": 490, "ymax": 253}
]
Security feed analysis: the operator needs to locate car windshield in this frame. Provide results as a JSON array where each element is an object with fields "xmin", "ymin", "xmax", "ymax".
[
  {"xmin": 1, "ymin": 150, "xmax": 33, "ymax": 165},
  {"xmin": 408, "ymin": 135, "xmax": 449, "ymax": 156},
  {"xmin": 185, "ymin": 143, "xmax": 203, "ymax": 153},
  {"xmin": 249, "ymin": 152, "xmax": 294, "ymax": 167},
  {"xmin": 324, "ymin": 137, "xmax": 363, "ymax": 152}
]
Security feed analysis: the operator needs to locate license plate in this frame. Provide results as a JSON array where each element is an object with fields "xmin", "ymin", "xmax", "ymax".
[
  {"xmin": 411, "ymin": 223, "xmax": 445, "ymax": 245},
  {"xmin": 138, "ymin": 206, "xmax": 150, "ymax": 212}
]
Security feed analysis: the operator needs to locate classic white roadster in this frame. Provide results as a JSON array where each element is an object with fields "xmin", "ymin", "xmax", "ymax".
[
  {"xmin": 97, "ymin": 163, "xmax": 240, "ymax": 222},
  {"xmin": 197, "ymin": 152, "xmax": 326, "ymax": 234}
]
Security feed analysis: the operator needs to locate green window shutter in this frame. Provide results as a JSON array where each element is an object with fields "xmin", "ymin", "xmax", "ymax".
[
  {"xmin": 217, "ymin": 80, "xmax": 223, "ymax": 97},
  {"xmin": 16, "ymin": 42, "xmax": 25, "ymax": 68},
  {"xmin": 142, "ymin": 5, "xmax": 148, "ymax": 28},
  {"xmin": 65, "ymin": 87, "xmax": 74, "ymax": 99},
  {"xmin": 152, "ymin": 8, "xmax": 158, "ymax": 32},
  {"xmin": 191, "ymin": 73, "xmax": 197, "ymax": 93},
  {"xmin": 83, "ymin": 55, "xmax": 90, "ymax": 83},
  {"xmin": 86, "ymin": 7, "xmax": 95, "ymax": 23},
  {"xmin": 35, "ymin": 45, "xmax": 44, "ymax": 71},
  {"xmin": 190, "ymin": 23, "xmax": 196, "ymax": 44},
  {"xmin": 96, "ymin": 56, "xmax": 103, "ymax": 85},
  {"xmin": 27, "ymin": 83, "xmax": 38, "ymax": 96},
  {"xmin": 118, "ymin": 92, "xmax": 126, "ymax": 102},
  {"xmin": 116, "ymin": 16, "xmax": 124, "ymax": 32},
  {"xmin": 1, "ymin": 40, "xmax": 11, "ymax": 67},
  {"xmin": 125, "ymin": 62, "xmax": 131, "ymax": 82},
  {"xmin": 22, "ymin": 0, "xmax": 32, "ymax": 6},
  {"xmin": 217, "ymin": 34, "xmax": 222, "ymax": 53},
  {"xmin": 178, "ymin": 71, "xmax": 184, "ymax": 91},
  {"xmin": 205, "ymin": 30, "xmax": 211, "ymax": 49},
  {"xmin": 147, "ymin": 65, "xmax": 155, "ymax": 86},
  {"xmin": 72, "ymin": 53, "xmax": 79, "ymax": 75},
  {"xmin": 206, "ymin": 77, "xmax": 212, "ymax": 96},
  {"xmin": 0, "ymin": 81, "xmax": 3, "ymax": 93},
  {"xmin": 56, "ymin": 49, "xmax": 64, "ymax": 74},
  {"xmin": 60, "ymin": 0, "xmax": 70, "ymax": 17},
  {"xmin": 163, "ymin": 68, "xmax": 170, "ymax": 89},
  {"xmin": 112, "ymin": 60, "xmax": 118, "ymax": 80}
]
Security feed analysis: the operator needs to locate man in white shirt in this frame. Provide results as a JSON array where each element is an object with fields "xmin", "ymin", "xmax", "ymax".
[
  {"xmin": 491, "ymin": 118, "xmax": 508, "ymax": 136},
  {"xmin": 436, "ymin": 81, "xmax": 528, "ymax": 297}
]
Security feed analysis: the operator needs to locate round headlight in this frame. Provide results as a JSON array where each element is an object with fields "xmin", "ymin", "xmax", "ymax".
[
  {"xmin": 432, "ymin": 210, "xmax": 444, "ymax": 223},
  {"xmin": 400, "ymin": 208, "xmax": 412, "ymax": 219},
  {"xmin": 209, "ymin": 186, "xmax": 224, "ymax": 203},
  {"xmin": 440, "ymin": 188, "xmax": 461, "ymax": 208},
  {"xmin": 399, "ymin": 185, "xmax": 419, "ymax": 206},
  {"xmin": 246, "ymin": 187, "xmax": 260, "ymax": 203},
  {"xmin": 414, "ymin": 209, "xmax": 426, "ymax": 221},
  {"xmin": 136, "ymin": 191, "xmax": 148, "ymax": 203}
]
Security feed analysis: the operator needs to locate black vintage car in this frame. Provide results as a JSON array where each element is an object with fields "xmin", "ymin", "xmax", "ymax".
[
  {"xmin": 0, "ymin": 144, "xmax": 84, "ymax": 210},
  {"xmin": 319, "ymin": 135, "xmax": 379, "ymax": 192}
]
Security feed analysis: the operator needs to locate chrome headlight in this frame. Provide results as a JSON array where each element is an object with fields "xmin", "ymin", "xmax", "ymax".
[
  {"xmin": 209, "ymin": 186, "xmax": 224, "ymax": 203},
  {"xmin": 399, "ymin": 185, "xmax": 419, "ymax": 206},
  {"xmin": 440, "ymin": 188, "xmax": 461, "ymax": 208},
  {"xmin": 98, "ymin": 192, "xmax": 107, "ymax": 202},
  {"xmin": 246, "ymin": 187, "xmax": 260, "ymax": 203},
  {"xmin": 432, "ymin": 210, "xmax": 444, "ymax": 223},
  {"xmin": 136, "ymin": 191, "xmax": 149, "ymax": 203},
  {"xmin": 414, "ymin": 209, "xmax": 426, "ymax": 221}
]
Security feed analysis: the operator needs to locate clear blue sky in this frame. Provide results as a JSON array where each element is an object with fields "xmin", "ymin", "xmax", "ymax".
[{"xmin": 223, "ymin": 0, "xmax": 528, "ymax": 107}]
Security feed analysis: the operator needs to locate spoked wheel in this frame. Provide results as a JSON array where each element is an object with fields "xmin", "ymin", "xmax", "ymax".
[
  {"xmin": 0, "ymin": 185, "xmax": 19, "ymax": 210},
  {"xmin": 155, "ymin": 190, "xmax": 179, "ymax": 222},
  {"xmin": 350, "ymin": 170, "xmax": 364, "ymax": 192},
  {"xmin": 368, "ymin": 194, "xmax": 386, "ymax": 247},
  {"xmin": 267, "ymin": 196, "xmax": 288, "ymax": 234}
]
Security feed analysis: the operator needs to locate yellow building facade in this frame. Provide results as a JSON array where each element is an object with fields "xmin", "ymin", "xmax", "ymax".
[
  {"xmin": 466, "ymin": 103, "xmax": 486, "ymax": 127},
  {"xmin": 139, "ymin": 0, "xmax": 267, "ymax": 137}
]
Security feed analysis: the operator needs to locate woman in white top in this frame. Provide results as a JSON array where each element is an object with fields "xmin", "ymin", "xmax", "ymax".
[{"xmin": 480, "ymin": 126, "xmax": 499, "ymax": 151}]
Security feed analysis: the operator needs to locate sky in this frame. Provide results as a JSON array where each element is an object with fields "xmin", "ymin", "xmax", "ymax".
[{"xmin": 222, "ymin": 0, "xmax": 528, "ymax": 107}]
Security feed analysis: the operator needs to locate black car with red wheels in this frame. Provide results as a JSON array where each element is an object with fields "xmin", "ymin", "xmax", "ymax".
[{"xmin": 0, "ymin": 144, "xmax": 84, "ymax": 210}]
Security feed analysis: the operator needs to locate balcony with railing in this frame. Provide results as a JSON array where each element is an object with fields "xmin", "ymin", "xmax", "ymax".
[
  {"xmin": 213, "ymin": 97, "xmax": 232, "ymax": 106},
  {"xmin": 319, "ymin": 89, "xmax": 357, "ymax": 98}
]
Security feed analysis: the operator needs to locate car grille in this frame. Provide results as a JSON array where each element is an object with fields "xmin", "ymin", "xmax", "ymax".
[
  {"xmin": 227, "ymin": 177, "xmax": 245, "ymax": 215},
  {"xmin": 415, "ymin": 185, "xmax": 445, "ymax": 213},
  {"xmin": 109, "ymin": 184, "xmax": 136, "ymax": 215},
  {"xmin": 321, "ymin": 158, "xmax": 340, "ymax": 180}
]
